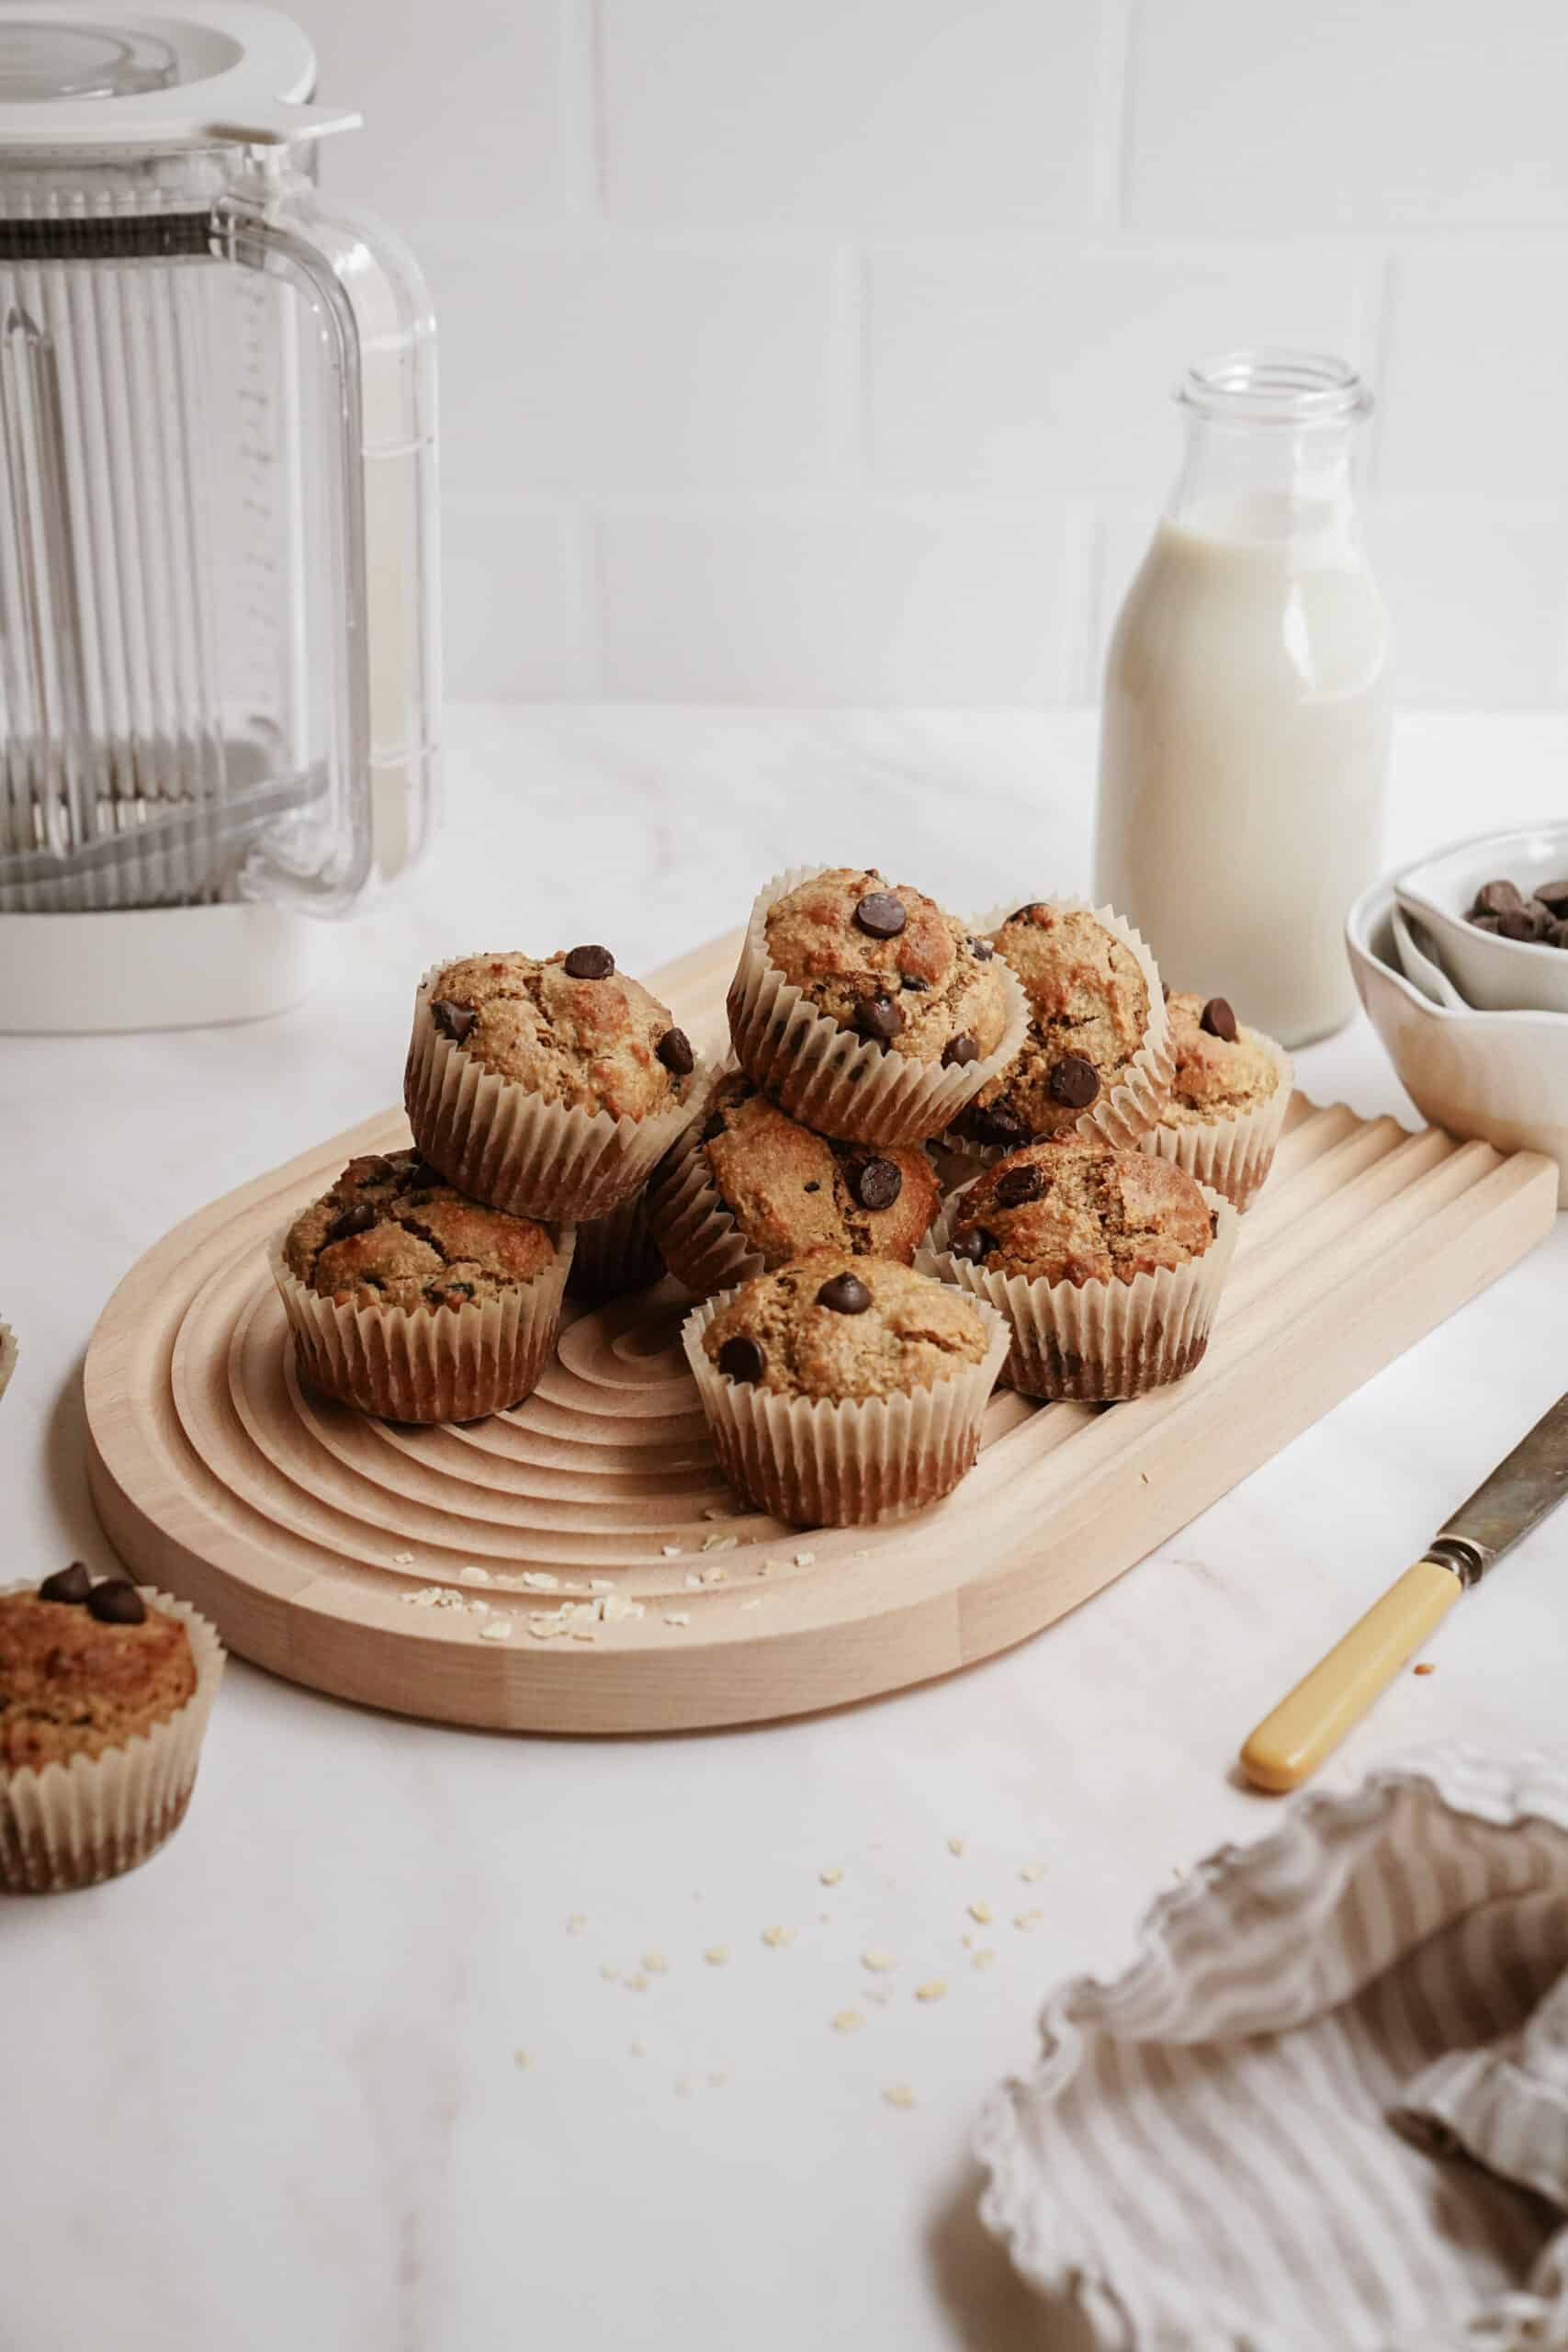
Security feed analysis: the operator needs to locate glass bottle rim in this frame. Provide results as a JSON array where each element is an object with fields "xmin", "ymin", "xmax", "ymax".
[{"xmin": 1178, "ymin": 348, "xmax": 1372, "ymax": 427}]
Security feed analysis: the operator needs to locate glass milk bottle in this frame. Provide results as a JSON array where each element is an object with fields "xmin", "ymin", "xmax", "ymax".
[{"xmin": 1095, "ymin": 351, "xmax": 1393, "ymax": 1046}]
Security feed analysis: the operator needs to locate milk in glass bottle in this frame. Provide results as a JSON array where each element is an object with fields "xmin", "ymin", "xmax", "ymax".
[{"xmin": 1095, "ymin": 352, "xmax": 1393, "ymax": 1046}]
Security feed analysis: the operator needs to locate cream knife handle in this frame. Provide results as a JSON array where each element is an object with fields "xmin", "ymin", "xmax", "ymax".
[{"xmin": 1239, "ymin": 1557, "xmax": 1465, "ymax": 1793}]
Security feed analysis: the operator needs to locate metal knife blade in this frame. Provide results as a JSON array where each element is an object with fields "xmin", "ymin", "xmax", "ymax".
[{"xmin": 1429, "ymin": 1389, "xmax": 1568, "ymax": 1586}]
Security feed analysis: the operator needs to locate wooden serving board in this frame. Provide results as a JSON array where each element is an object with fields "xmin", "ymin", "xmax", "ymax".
[{"xmin": 84, "ymin": 929, "xmax": 1558, "ymax": 1735}]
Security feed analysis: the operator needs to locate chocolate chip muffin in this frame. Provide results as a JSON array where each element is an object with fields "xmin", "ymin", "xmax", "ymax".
[
  {"xmin": 0, "ymin": 1570, "xmax": 224, "ymax": 1892},
  {"xmin": 958, "ymin": 901, "xmax": 1170, "ymax": 1152},
  {"xmin": 648, "ymin": 1068, "xmax": 942, "ymax": 1300},
  {"xmin": 924, "ymin": 1137, "xmax": 1237, "ymax": 1401},
  {"xmin": 272, "ymin": 1150, "xmax": 571, "ymax": 1422},
  {"xmin": 1139, "ymin": 991, "xmax": 1292, "ymax": 1213},
  {"xmin": 728, "ymin": 865, "xmax": 1026, "ymax": 1146},
  {"xmin": 405, "ymin": 947, "xmax": 698, "ymax": 1222},
  {"xmin": 684, "ymin": 1250, "xmax": 1008, "ymax": 1524}
]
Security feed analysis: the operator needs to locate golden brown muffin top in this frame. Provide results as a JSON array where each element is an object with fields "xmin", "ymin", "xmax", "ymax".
[
  {"xmin": 420, "ymin": 949, "xmax": 694, "ymax": 1121},
  {"xmin": 948, "ymin": 1136, "xmax": 1214, "ymax": 1288},
  {"xmin": 762, "ymin": 867, "xmax": 1009, "ymax": 1069},
  {"xmin": 697, "ymin": 1072, "xmax": 941, "ymax": 1267},
  {"xmin": 960, "ymin": 904, "xmax": 1154, "ymax": 1146},
  {"xmin": 703, "ymin": 1249, "xmax": 989, "ymax": 1402},
  {"xmin": 1160, "ymin": 991, "xmax": 1281, "ymax": 1128},
  {"xmin": 0, "ymin": 1577, "xmax": 196, "ymax": 1771},
  {"xmin": 284, "ymin": 1152, "xmax": 557, "ymax": 1312}
]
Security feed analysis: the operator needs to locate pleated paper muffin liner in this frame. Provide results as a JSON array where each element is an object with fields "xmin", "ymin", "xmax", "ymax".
[
  {"xmin": 269, "ymin": 1224, "xmax": 574, "ymax": 1424},
  {"xmin": 0, "ymin": 1320, "xmax": 15, "ymax": 1403},
  {"xmin": 682, "ymin": 1287, "xmax": 1010, "ymax": 1527},
  {"xmin": 567, "ymin": 1188, "xmax": 664, "ymax": 1304},
  {"xmin": 918, "ymin": 1177, "xmax": 1238, "ymax": 1403},
  {"xmin": 646, "ymin": 1064, "xmax": 771, "ymax": 1301},
  {"xmin": 948, "ymin": 897, "xmax": 1176, "ymax": 1161},
  {"xmin": 404, "ymin": 966, "xmax": 696, "ymax": 1223},
  {"xmin": 0, "ymin": 1586, "xmax": 224, "ymax": 1894},
  {"xmin": 1137, "ymin": 1034, "xmax": 1295, "ymax": 1213},
  {"xmin": 726, "ymin": 865, "xmax": 1030, "ymax": 1147}
]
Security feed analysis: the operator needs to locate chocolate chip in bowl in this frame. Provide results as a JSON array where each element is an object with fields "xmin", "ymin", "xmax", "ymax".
[{"xmin": 1395, "ymin": 824, "xmax": 1568, "ymax": 1016}]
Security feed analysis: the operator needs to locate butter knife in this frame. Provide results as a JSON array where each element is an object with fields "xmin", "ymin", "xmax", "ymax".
[{"xmin": 1240, "ymin": 1389, "xmax": 1568, "ymax": 1792}]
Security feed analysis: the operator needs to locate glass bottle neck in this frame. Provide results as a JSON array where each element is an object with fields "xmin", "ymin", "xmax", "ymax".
[{"xmin": 1167, "ymin": 349, "xmax": 1371, "ymax": 547}]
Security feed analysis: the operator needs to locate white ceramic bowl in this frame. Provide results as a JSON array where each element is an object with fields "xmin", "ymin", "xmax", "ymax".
[
  {"xmin": 1395, "ymin": 818, "xmax": 1568, "ymax": 1013},
  {"xmin": 1347, "ymin": 876, "xmax": 1568, "ymax": 1206}
]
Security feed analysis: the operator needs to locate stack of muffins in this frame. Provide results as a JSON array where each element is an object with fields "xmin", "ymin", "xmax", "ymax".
[{"xmin": 269, "ymin": 865, "xmax": 1293, "ymax": 1528}]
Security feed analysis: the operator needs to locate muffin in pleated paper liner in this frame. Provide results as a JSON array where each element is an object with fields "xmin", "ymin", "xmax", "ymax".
[
  {"xmin": 647, "ymin": 1061, "xmax": 943, "ymax": 1302},
  {"xmin": 270, "ymin": 1151, "xmax": 574, "ymax": 1422},
  {"xmin": 682, "ymin": 1253, "xmax": 1010, "ymax": 1527},
  {"xmin": 405, "ymin": 953, "xmax": 698, "ymax": 1222},
  {"xmin": 270, "ymin": 1226, "xmax": 572, "ymax": 1423},
  {"xmin": 0, "ymin": 1319, "xmax": 15, "ymax": 1403},
  {"xmin": 1137, "ymin": 991, "xmax": 1295, "ymax": 1212},
  {"xmin": 567, "ymin": 1187, "xmax": 664, "ymax": 1304},
  {"xmin": 918, "ymin": 1153, "xmax": 1238, "ymax": 1402},
  {"xmin": 726, "ymin": 865, "xmax": 1029, "ymax": 1147},
  {"xmin": 0, "ymin": 1579, "xmax": 224, "ymax": 1894},
  {"xmin": 947, "ymin": 897, "xmax": 1174, "ymax": 1160}
]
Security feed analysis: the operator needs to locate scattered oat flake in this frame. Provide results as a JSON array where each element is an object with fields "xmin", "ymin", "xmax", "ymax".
[
  {"xmin": 629, "ymin": 2041, "xmax": 645, "ymax": 2058},
  {"xmin": 600, "ymin": 1962, "xmax": 620, "ymax": 1982},
  {"xmin": 883, "ymin": 2083, "xmax": 918, "ymax": 2109},
  {"xmin": 700, "ymin": 1507, "xmax": 728, "ymax": 1521},
  {"xmin": 700, "ymin": 1534, "xmax": 738, "ymax": 1555},
  {"xmin": 683, "ymin": 1573, "xmax": 704, "ymax": 1590},
  {"xmin": 947, "ymin": 1836, "xmax": 965, "ymax": 1857},
  {"xmin": 660, "ymin": 1544, "xmax": 682, "ymax": 1558},
  {"xmin": 461, "ymin": 1564, "xmax": 491, "ymax": 1584},
  {"xmin": 699, "ymin": 1566, "xmax": 728, "ymax": 1586},
  {"xmin": 1018, "ymin": 1861, "xmax": 1046, "ymax": 1883},
  {"xmin": 642, "ymin": 1952, "xmax": 670, "ymax": 1975},
  {"xmin": 566, "ymin": 1913, "xmax": 587, "ymax": 1936},
  {"xmin": 707, "ymin": 2070, "xmax": 728, "ymax": 2089},
  {"xmin": 915, "ymin": 1980, "xmax": 949, "ymax": 2004},
  {"xmin": 1414, "ymin": 1662, "xmax": 1436, "ymax": 1676},
  {"xmin": 793, "ymin": 1551, "xmax": 816, "ymax": 1568},
  {"xmin": 674, "ymin": 2076, "xmax": 693, "ymax": 2097},
  {"xmin": 391, "ymin": 1551, "xmax": 415, "ymax": 1566},
  {"xmin": 663, "ymin": 1611, "xmax": 692, "ymax": 1628},
  {"xmin": 862, "ymin": 1948, "xmax": 898, "ymax": 1973},
  {"xmin": 961, "ymin": 1932, "xmax": 975, "ymax": 1951},
  {"xmin": 704, "ymin": 1944, "xmax": 730, "ymax": 1967},
  {"xmin": 624, "ymin": 1973, "xmax": 649, "ymax": 1992},
  {"xmin": 973, "ymin": 1949, "xmax": 997, "ymax": 1970},
  {"xmin": 513, "ymin": 2048, "xmax": 529, "ymax": 2068},
  {"xmin": 832, "ymin": 2008, "xmax": 865, "ymax": 2033},
  {"xmin": 588, "ymin": 1577, "xmax": 613, "ymax": 1594},
  {"xmin": 761, "ymin": 1925, "xmax": 795, "ymax": 1949},
  {"xmin": 1014, "ymin": 1909, "xmax": 1043, "ymax": 1931},
  {"xmin": 968, "ymin": 1901, "xmax": 994, "ymax": 1925},
  {"xmin": 818, "ymin": 1865, "xmax": 843, "ymax": 1886},
  {"xmin": 479, "ymin": 1618, "xmax": 513, "ymax": 1641},
  {"xmin": 520, "ymin": 1570, "xmax": 560, "ymax": 1591}
]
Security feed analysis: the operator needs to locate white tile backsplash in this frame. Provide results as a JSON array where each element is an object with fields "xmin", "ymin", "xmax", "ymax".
[{"xmin": 296, "ymin": 0, "xmax": 1568, "ymax": 705}]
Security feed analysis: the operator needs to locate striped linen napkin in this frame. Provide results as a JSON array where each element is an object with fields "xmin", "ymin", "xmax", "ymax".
[{"xmin": 976, "ymin": 1744, "xmax": 1568, "ymax": 2351}]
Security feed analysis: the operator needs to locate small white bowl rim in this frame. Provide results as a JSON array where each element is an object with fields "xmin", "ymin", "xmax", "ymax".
[
  {"xmin": 1395, "ymin": 817, "xmax": 1568, "ymax": 969},
  {"xmin": 1347, "ymin": 874, "xmax": 1568, "ymax": 1030}
]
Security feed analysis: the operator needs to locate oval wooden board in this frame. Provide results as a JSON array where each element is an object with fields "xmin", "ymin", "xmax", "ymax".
[{"xmin": 84, "ymin": 927, "xmax": 1558, "ymax": 1733}]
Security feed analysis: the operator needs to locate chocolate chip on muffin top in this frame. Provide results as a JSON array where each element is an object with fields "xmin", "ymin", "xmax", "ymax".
[
  {"xmin": 0, "ymin": 1579, "xmax": 196, "ymax": 1770},
  {"xmin": 284, "ymin": 1151, "xmax": 556, "ymax": 1313},
  {"xmin": 961, "ymin": 904, "xmax": 1153, "ymax": 1144},
  {"xmin": 950, "ymin": 1137, "xmax": 1213, "ymax": 1288},
  {"xmin": 703, "ymin": 1250, "xmax": 989, "ymax": 1403},
  {"xmin": 694, "ymin": 1071, "xmax": 941, "ymax": 1266},
  {"xmin": 762, "ymin": 868, "xmax": 1009, "ymax": 1069},
  {"xmin": 1160, "ymin": 991, "xmax": 1282, "ymax": 1128},
  {"xmin": 421, "ymin": 950, "xmax": 694, "ymax": 1121}
]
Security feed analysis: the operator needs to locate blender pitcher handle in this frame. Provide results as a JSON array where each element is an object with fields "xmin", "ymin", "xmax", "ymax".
[{"xmin": 214, "ymin": 173, "xmax": 439, "ymax": 896}]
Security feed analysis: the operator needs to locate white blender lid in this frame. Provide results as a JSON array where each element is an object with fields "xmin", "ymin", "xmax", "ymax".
[{"xmin": 0, "ymin": 3, "xmax": 357, "ymax": 144}]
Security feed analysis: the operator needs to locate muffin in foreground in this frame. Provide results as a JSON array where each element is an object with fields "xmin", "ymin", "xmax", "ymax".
[
  {"xmin": 649, "ymin": 1065, "xmax": 942, "ymax": 1299},
  {"xmin": 273, "ymin": 1149, "xmax": 571, "ymax": 1422},
  {"xmin": 1138, "ymin": 991, "xmax": 1293, "ymax": 1211},
  {"xmin": 683, "ymin": 1250, "xmax": 1010, "ymax": 1526},
  {"xmin": 955, "ymin": 899, "xmax": 1172, "ymax": 1154},
  {"xmin": 0, "ymin": 1570, "xmax": 223, "ymax": 1893},
  {"xmin": 405, "ymin": 947, "xmax": 698, "ymax": 1221},
  {"xmin": 727, "ymin": 865, "xmax": 1028, "ymax": 1145},
  {"xmin": 919, "ymin": 1137, "xmax": 1237, "ymax": 1401}
]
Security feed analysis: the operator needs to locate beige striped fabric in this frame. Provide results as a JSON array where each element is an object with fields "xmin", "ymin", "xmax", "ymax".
[{"xmin": 976, "ymin": 1745, "xmax": 1568, "ymax": 2351}]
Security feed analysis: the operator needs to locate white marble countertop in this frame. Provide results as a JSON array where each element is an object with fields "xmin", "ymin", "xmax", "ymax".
[{"xmin": 2, "ymin": 707, "xmax": 1565, "ymax": 2352}]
